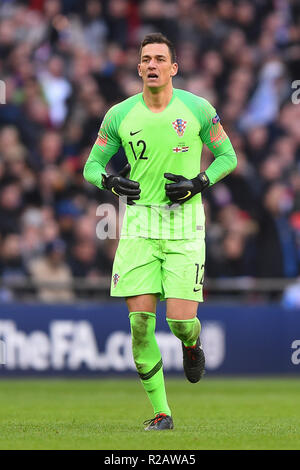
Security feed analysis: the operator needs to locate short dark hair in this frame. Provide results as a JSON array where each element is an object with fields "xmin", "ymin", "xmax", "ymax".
[{"xmin": 139, "ymin": 33, "xmax": 177, "ymax": 63}]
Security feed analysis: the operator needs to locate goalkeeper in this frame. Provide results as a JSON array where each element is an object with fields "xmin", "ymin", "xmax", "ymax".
[{"xmin": 83, "ymin": 33, "xmax": 237, "ymax": 431}]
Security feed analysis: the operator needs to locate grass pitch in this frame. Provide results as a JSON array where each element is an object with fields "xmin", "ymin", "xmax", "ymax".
[{"xmin": 0, "ymin": 377, "xmax": 299, "ymax": 450}]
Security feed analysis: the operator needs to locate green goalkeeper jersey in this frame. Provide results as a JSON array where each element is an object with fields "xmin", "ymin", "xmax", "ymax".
[{"xmin": 84, "ymin": 88, "xmax": 237, "ymax": 239}]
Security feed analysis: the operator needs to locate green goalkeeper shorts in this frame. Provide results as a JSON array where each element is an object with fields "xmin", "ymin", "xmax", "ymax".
[{"xmin": 110, "ymin": 237, "xmax": 206, "ymax": 302}]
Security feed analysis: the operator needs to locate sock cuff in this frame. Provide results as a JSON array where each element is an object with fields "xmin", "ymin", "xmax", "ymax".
[
  {"xmin": 129, "ymin": 311, "xmax": 156, "ymax": 320},
  {"xmin": 166, "ymin": 317, "xmax": 197, "ymax": 324},
  {"xmin": 167, "ymin": 316, "xmax": 200, "ymax": 347}
]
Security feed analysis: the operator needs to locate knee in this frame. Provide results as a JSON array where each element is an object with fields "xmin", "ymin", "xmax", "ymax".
[
  {"xmin": 167, "ymin": 317, "xmax": 200, "ymax": 343},
  {"xmin": 129, "ymin": 312, "xmax": 156, "ymax": 370},
  {"xmin": 129, "ymin": 311, "xmax": 156, "ymax": 344},
  {"xmin": 126, "ymin": 294, "xmax": 157, "ymax": 313},
  {"xmin": 168, "ymin": 320, "xmax": 190, "ymax": 342}
]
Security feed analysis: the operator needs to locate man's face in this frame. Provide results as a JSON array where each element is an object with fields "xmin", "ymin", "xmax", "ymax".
[{"xmin": 138, "ymin": 43, "xmax": 178, "ymax": 89}]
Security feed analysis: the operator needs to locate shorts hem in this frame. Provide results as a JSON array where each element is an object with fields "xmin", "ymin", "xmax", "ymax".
[
  {"xmin": 110, "ymin": 291, "xmax": 162, "ymax": 298},
  {"xmin": 164, "ymin": 294, "xmax": 203, "ymax": 302},
  {"xmin": 110, "ymin": 291, "xmax": 203, "ymax": 302}
]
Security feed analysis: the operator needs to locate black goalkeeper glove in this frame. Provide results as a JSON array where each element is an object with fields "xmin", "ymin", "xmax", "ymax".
[
  {"xmin": 164, "ymin": 172, "xmax": 210, "ymax": 204},
  {"xmin": 102, "ymin": 163, "xmax": 140, "ymax": 205}
]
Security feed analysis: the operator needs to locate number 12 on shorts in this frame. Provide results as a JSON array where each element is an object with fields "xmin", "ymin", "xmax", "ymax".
[{"xmin": 193, "ymin": 263, "xmax": 204, "ymax": 292}]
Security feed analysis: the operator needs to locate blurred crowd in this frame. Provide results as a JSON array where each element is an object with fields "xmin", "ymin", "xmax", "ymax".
[{"xmin": 0, "ymin": 0, "xmax": 300, "ymax": 302}]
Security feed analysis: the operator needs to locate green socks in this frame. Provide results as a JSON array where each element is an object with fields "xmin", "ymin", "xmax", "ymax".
[
  {"xmin": 129, "ymin": 313, "xmax": 201, "ymax": 416},
  {"xmin": 129, "ymin": 311, "xmax": 171, "ymax": 416},
  {"xmin": 166, "ymin": 317, "xmax": 201, "ymax": 347}
]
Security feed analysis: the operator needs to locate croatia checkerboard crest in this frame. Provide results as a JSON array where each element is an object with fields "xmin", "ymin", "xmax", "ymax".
[
  {"xmin": 172, "ymin": 118, "xmax": 187, "ymax": 137},
  {"xmin": 113, "ymin": 273, "xmax": 120, "ymax": 288}
]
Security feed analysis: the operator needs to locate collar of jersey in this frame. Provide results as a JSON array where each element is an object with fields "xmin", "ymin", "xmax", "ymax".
[{"xmin": 140, "ymin": 89, "xmax": 176, "ymax": 114}]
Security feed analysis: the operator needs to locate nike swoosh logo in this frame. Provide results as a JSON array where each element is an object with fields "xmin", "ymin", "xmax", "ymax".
[
  {"xmin": 193, "ymin": 287, "xmax": 201, "ymax": 292},
  {"xmin": 130, "ymin": 130, "xmax": 142, "ymax": 136},
  {"xmin": 178, "ymin": 191, "xmax": 192, "ymax": 200}
]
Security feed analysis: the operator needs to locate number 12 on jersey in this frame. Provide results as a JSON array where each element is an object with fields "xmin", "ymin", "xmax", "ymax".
[
  {"xmin": 193, "ymin": 263, "xmax": 204, "ymax": 292},
  {"xmin": 129, "ymin": 140, "xmax": 148, "ymax": 160}
]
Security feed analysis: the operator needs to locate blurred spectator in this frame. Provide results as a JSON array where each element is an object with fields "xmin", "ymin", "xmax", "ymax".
[
  {"xmin": 0, "ymin": 233, "xmax": 29, "ymax": 301},
  {"xmin": 107, "ymin": 0, "xmax": 130, "ymax": 48},
  {"xmin": 82, "ymin": 0, "xmax": 108, "ymax": 54},
  {"xmin": 69, "ymin": 240, "xmax": 101, "ymax": 278},
  {"xmin": 28, "ymin": 238, "xmax": 74, "ymax": 302},
  {"xmin": 239, "ymin": 59, "xmax": 289, "ymax": 130},
  {"xmin": 0, "ymin": 233, "xmax": 28, "ymax": 282},
  {"xmin": 20, "ymin": 207, "xmax": 45, "ymax": 263},
  {"xmin": 256, "ymin": 183, "xmax": 299, "ymax": 278},
  {"xmin": 38, "ymin": 55, "xmax": 72, "ymax": 127},
  {"xmin": 0, "ymin": 179, "xmax": 23, "ymax": 235},
  {"xmin": 245, "ymin": 126, "xmax": 270, "ymax": 167},
  {"xmin": 212, "ymin": 230, "xmax": 254, "ymax": 278},
  {"xmin": 206, "ymin": 202, "xmax": 258, "ymax": 278},
  {"xmin": 56, "ymin": 198, "xmax": 83, "ymax": 244}
]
